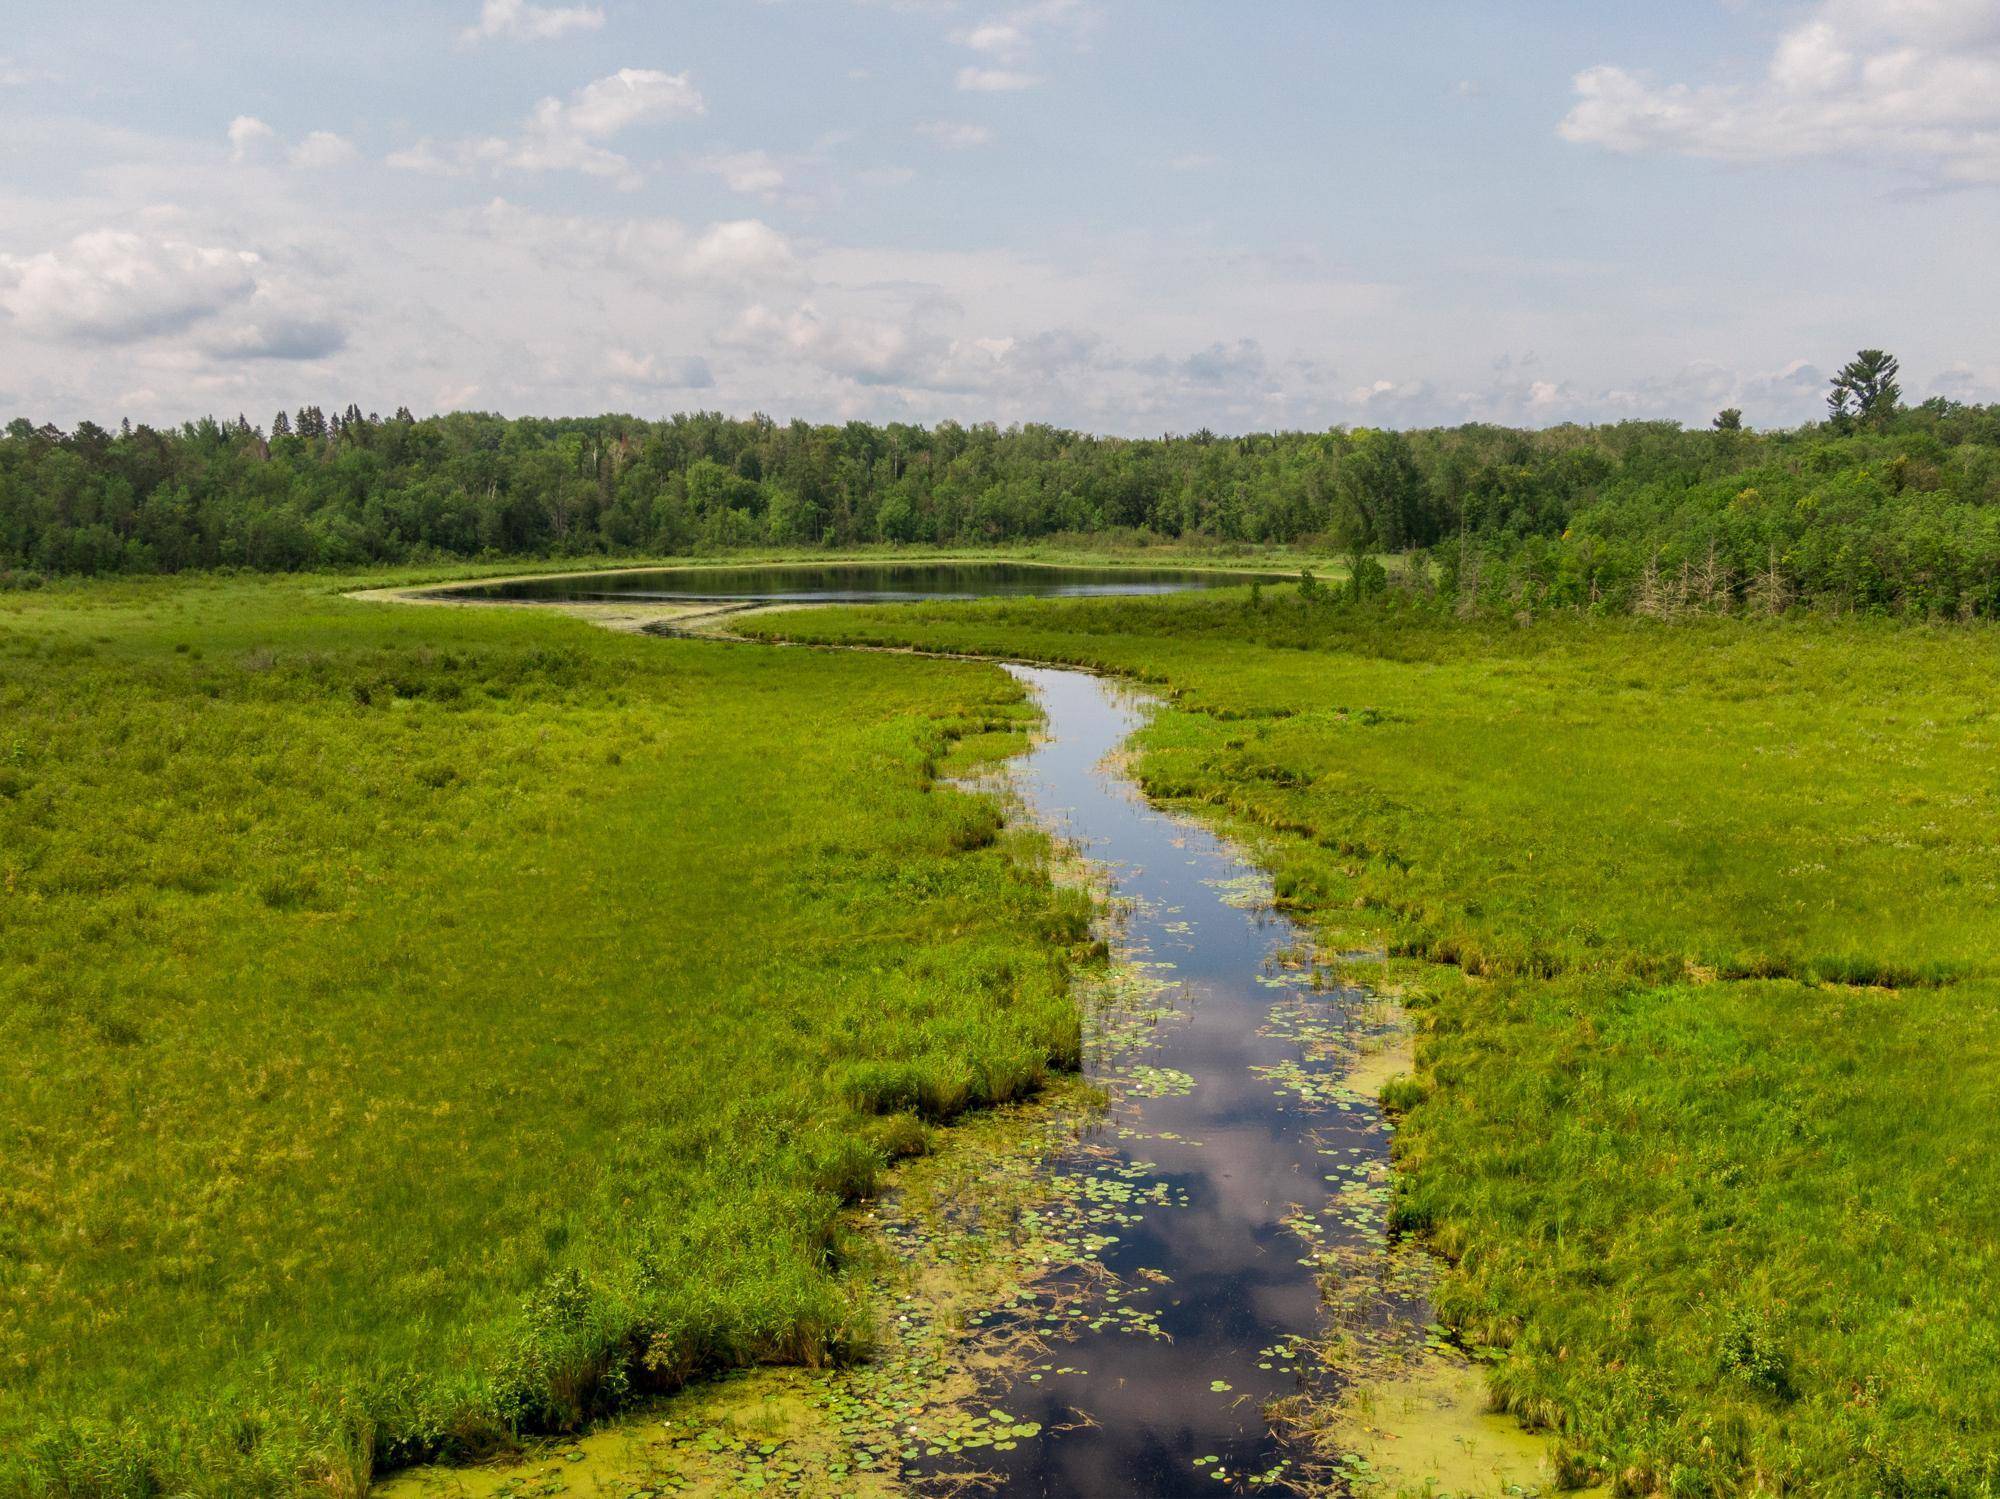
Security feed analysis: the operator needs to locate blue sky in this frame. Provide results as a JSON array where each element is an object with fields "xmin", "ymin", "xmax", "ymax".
[{"xmin": 2, "ymin": 0, "xmax": 1996, "ymax": 432}]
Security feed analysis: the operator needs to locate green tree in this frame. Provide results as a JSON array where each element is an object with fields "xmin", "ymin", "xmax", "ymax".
[{"xmin": 1828, "ymin": 349, "xmax": 1901, "ymax": 429}]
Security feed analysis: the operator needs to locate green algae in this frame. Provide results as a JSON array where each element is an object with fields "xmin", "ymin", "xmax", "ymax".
[{"xmin": 1321, "ymin": 1360, "xmax": 1586, "ymax": 1499}]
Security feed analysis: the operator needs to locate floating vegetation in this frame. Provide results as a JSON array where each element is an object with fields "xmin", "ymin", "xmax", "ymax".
[
  {"xmin": 1118, "ymin": 1064, "xmax": 1197, "ymax": 1098},
  {"xmin": 1204, "ymin": 873, "xmax": 1271, "ymax": 910}
]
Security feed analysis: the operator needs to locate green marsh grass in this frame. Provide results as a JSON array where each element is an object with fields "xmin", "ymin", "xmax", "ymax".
[
  {"xmin": 0, "ymin": 574, "xmax": 1089, "ymax": 1495},
  {"xmin": 755, "ymin": 588, "xmax": 2000, "ymax": 1494}
]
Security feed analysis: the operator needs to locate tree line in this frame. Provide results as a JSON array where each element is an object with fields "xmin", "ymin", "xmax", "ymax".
[{"xmin": 4, "ymin": 351, "xmax": 1998, "ymax": 618}]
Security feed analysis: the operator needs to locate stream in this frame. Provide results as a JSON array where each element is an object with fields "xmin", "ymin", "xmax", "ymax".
[{"xmin": 936, "ymin": 664, "xmax": 1420, "ymax": 1497}]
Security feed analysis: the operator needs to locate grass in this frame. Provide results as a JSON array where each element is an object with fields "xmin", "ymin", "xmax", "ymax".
[
  {"xmin": 750, "ymin": 587, "xmax": 2000, "ymax": 1495},
  {"xmin": 0, "ymin": 572, "xmax": 1093, "ymax": 1495}
]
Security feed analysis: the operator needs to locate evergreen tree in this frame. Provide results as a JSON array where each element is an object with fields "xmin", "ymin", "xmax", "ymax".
[{"xmin": 1828, "ymin": 350, "xmax": 1901, "ymax": 429}]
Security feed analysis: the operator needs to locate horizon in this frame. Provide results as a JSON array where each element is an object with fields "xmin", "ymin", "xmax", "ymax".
[
  {"xmin": 5, "ymin": 382, "xmax": 1947, "ymax": 444},
  {"xmin": 4, "ymin": 1, "xmax": 1998, "ymax": 435}
]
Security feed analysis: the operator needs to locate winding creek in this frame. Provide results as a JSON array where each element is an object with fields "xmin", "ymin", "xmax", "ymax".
[
  {"xmin": 923, "ymin": 664, "xmax": 1411, "ymax": 1496},
  {"xmin": 378, "ymin": 570, "xmax": 1557, "ymax": 1498}
]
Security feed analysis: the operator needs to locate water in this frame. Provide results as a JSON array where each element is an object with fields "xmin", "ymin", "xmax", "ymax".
[
  {"xmin": 946, "ymin": 665, "xmax": 1412, "ymax": 1497},
  {"xmin": 439, "ymin": 562, "xmax": 1270, "ymax": 605}
]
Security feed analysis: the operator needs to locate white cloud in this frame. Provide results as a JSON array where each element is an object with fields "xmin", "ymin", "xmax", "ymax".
[
  {"xmin": 916, "ymin": 120, "xmax": 994, "ymax": 149},
  {"xmin": 0, "ymin": 230, "xmax": 259, "ymax": 343},
  {"xmin": 1177, "ymin": 339, "xmax": 1266, "ymax": 387},
  {"xmin": 682, "ymin": 220, "xmax": 798, "ymax": 281},
  {"xmin": 227, "ymin": 115, "xmax": 275, "ymax": 162},
  {"xmin": 606, "ymin": 348, "xmax": 715, "ymax": 387},
  {"xmin": 206, "ymin": 312, "xmax": 348, "ymax": 361},
  {"xmin": 963, "ymin": 22, "xmax": 1025, "ymax": 54},
  {"xmin": 701, "ymin": 149, "xmax": 787, "ymax": 197},
  {"xmin": 727, "ymin": 303, "xmax": 952, "ymax": 387},
  {"xmin": 389, "ymin": 68, "xmax": 706, "ymax": 186},
  {"xmin": 474, "ymin": 199, "xmax": 802, "ymax": 288},
  {"xmin": 230, "ymin": 118, "xmax": 359, "ymax": 171},
  {"xmin": 539, "ymin": 68, "xmax": 704, "ymax": 138},
  {"xmin": 288, "ymin": 131, "xmax": 358, "ymax": 169},
  {"xmin": 1559, "ymin": 0, "xmax": 2000, "ymax": 183},
  {"xmin": 385, "ymin": 137, "xmax": 509, "ymax": 176},
  {"xmin": 946, "ymin": 1, "xmax": 1095, "ymax": 83},
  {"xmin": 955, "ymin": 66, "xmax": 1038, "ymax": 92},
  {"xmin": 460, "ymin": 0, "xmax": 605, "ymax": 45}
]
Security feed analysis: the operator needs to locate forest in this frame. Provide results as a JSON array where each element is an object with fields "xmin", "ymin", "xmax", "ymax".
[{"xmin": 6, "ymin": 351, "xmax": 1999, "ymax": 618}]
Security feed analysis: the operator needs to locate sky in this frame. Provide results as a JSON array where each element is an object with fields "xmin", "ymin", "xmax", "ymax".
[{"xmin": 2, "ymin": 0, "xmax": 1998, "ymax": 435}]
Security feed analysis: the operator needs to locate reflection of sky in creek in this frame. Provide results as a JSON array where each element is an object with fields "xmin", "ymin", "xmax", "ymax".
[{"xmin": 929, "ymin": 665, "xmax": 1410, "ymax": 1497}]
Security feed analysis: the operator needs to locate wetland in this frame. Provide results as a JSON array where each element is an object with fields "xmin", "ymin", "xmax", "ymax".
[{"xmin": 8, "ymin": 565, "xmax": 2000, "ymax": 1498}]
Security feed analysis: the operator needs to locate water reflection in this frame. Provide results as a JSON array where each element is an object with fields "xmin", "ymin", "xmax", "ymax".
[
  {"xmin": 939, "ymin": 666, "xmax": 1406, "ymax": 1497},
  {"xmin": 438, "ymin": 563, "xmax": 1269, "ymax": 605}
]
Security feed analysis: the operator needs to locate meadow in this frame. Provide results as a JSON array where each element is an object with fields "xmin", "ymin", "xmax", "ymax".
[
  {"xmin": 0, "ymin": 571, "xmax": 1091, "ymax": 1495},
  {"xmin": 753, "ymin": 588, "xmax": 2000, "ymax": 1494}
]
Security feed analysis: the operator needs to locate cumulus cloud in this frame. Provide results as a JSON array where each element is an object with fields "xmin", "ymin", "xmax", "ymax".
[
  {"xmin": 953, "ymin": 2, "xmax": 1094, "ymax": 55},
  {"xmin": 1559, "ymin": 0, "xmax": 2000, "ymax": 183},
  {"xmin": 962, "ymin": 22, "xmax": 1025, "ymax": 54},
  {"xmin": 916, "ymin": 120, "xmax": 993, "ymax": 149},
  {"xmin": 206, "ymin": 312, "xmax": 348, "ymax": 361},
  {"xmin": 606, "ymin": 348, "xmax": 716, "ymax": 387},
  {"xmin": 944, "ymin": 1, "xmax": 1094, "ymax": 90},
  {"xmin": 701, "ymin": 149, "xmax": 786, "ymax": 197},
  {"xmin": 460, "ymin": 0, "xmax": 605, "ymax": 45},
  {"xmin": 229, "ymin": 119, "xmax": 359, "ymax": 171},
  {"xmin": 1178, "ymin": 339, "xmax": 1267, "ymax": 387},
  {"xmin": 540, "ymin": 68, "xmax": 704, "ymax": 138},
  {"xmin": 0, "ymin": 230, "xmax": 259, "ymax": 343},
  {"xmin": 727, "ymin": 303, "xmax": 953, "ymax": 387},
  {"xmin": 391, "ymin": 68, "xmax": 705, "ymax": 186},
  {"xmin": 227, "ymin": 115, "xmax": 275, "ymax": 162},
  {"xmin": 289, "ymin": 131, "xmax": 358, "ymax": 169},
  {"xmin": 475, "ymin": 199, "xmax": 801, "ymax": 288}
]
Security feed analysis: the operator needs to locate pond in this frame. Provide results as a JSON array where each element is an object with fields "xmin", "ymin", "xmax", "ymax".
[{"xmin": 436, "ymin": 562, "xmax": 1270, "ymax": 605}]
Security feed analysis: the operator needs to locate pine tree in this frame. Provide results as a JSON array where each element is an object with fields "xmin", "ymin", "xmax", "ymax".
[
  {"xmin": 272, "ymin": 410, "xmax": 292, "ymax": 437},
  {"xmin": 1828, "ymin": 349, "xmax": 1901, "ymax": 429}
]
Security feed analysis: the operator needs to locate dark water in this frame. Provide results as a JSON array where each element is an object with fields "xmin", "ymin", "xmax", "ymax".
[
  {"xmin": 955, "ymin": 665, "xmax": 1407, "ymax": 1497},
  {"xmin": 440, "ymin": 563, "xmax": 1267, "ymax": 605}
]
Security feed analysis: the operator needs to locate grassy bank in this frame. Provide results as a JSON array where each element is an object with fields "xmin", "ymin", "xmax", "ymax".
[
  {"xmin": 0, "ymin": 573, "xmax": 1090, "ymax": 1494},
  {"xmin": 750, "ymin": 590, "xmax": 2000, "ymax": 1494}
]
